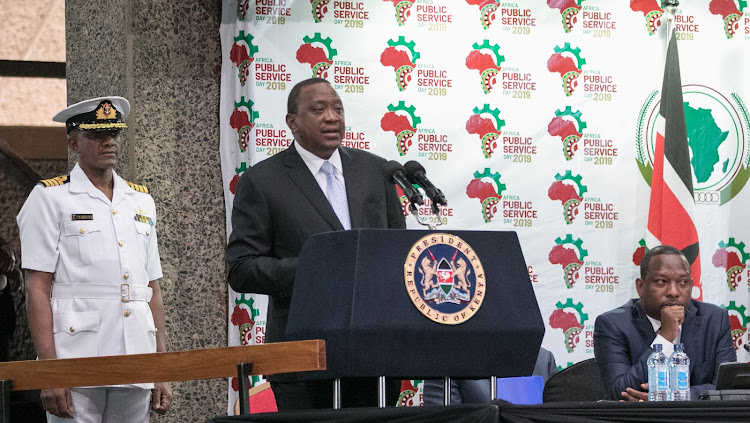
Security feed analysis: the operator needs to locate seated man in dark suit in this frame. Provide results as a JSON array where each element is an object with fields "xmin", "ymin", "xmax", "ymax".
[
  {"xmin": 594, "ymin": 245, "xmax": 736, "ymax": 401},
  {"xmin": 226, "ymin": 78, "xmax": 405, "ymax": 410}
]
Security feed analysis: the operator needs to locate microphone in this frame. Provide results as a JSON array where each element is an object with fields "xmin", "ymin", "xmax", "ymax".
[
  {"xmin": 382, "ymin": 161, "xmax": 424, "ymax": 207},
  {"xmin": 404, "ymin": 160, "xmax": 447, "ymax": 207}
]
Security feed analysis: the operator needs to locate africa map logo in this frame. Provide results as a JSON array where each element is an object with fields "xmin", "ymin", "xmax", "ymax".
[
  {"xmin": 465, "ymin": 0, "xmax": 500, "ymax": 29},
  {"xmin": 548, "ymin": 171, "xmax": 587, "ymax": 224},
  {"xmin": 231, "ymin": 294, "xmax": 260, "ymax": 346},
  {"xmin": 404, "ymin": 233, "xmax": 486, "ymax": 325},
  {"xmin": 636, "ymin": 86, "xmax": 750, "ymax": 205},
  {"xmin": 548, "ymin": 106, "xmax": 587, "ymax": 161},
  {"xmin": 721, "ymin": 301, "xmax": 750, "ymax": 352},
  {"xmin": 381, "ymin": 101, "xmax": 421, "ymax": 155},
  {"xmin": 549, "ymin": 298, "xmax": 588, "ymax": 352},
  {"xmin": 709, "ymin": 0, "xmax": 747, "ymax": 39},
  {"xmin": 310, "ymin": 0, "xmax": 331, "ymax": 22},
  {"xmin": 466, "ymin": 168, "xmax": 506, "ymax": 223},
  {"xmin": 712, "ymin": 238, "xmax": 750, "ymax": 291},
  {"xmin": 466, "ymin": 104, "xmax": 505, "ymax": 158},
  {"xmin": 229, "ymin": 31, "xmax": 258, "ymax": 86},
  {"xmin": 549, "ymin": 235, "xmax": 588, "ymax": 289},
  {"xmin": 380, "ymin": 36, "xmax": 420, "ymax": 91},
  {"xmin": 229, "ymin": 97, "xmax": 259, "ymax": 153},
  {"xmin": 383, "ymin": 0, "xmax": 414, "ymax": 26},
  {"xmin": 547, "ymin": 0, "xmax": 583, "ymax": 33},
  {"xmin": 629, "ymin": 0, "xmax": 663, "ymax": 35},
  {"xmin": 297, "ymin": 33, "xmax": 338, "ymax": 78},
  {"xmin": 547, "ymin": 43, "xmax": 586, "ymax": 97},
  {"xmin": 466, "ymin": 40, "xmax": 505, "ymax": 94}
]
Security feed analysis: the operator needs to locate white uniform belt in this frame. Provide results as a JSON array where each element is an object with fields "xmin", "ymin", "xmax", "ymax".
[{"xmin": 52, "ymin": 283, "xmax": 153, "ymax": 302}]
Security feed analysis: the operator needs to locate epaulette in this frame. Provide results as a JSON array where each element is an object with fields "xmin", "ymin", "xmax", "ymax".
[
  {"xmin": 125, "ymin": 180, "xmax": 149, "ymax": 194},
  {"xmin": 38, "ymin": 175, "xmax": 70, "ymax": 187}
]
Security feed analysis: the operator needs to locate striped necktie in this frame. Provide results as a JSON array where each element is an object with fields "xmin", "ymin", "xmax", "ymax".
[{"xmin": 320, "ymin": 161, "xmax": 351, "ymax": 230}]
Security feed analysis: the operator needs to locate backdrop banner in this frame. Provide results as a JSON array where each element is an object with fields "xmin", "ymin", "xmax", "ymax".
[{"xmin": 219, "ymin": 0, "xmax": 750, "ymax": 412}]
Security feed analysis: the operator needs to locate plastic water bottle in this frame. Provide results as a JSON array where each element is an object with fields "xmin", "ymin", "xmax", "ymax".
[
  {"xmin": 669, "ymin": 343, "xmax": 691, "ymax": 401},
  {"xmin": 647, "ymin": 343, "xmax": 669, "ymax": 401}
]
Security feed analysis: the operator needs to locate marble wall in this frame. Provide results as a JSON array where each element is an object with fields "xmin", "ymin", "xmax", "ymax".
[{"xmin": 65, "ymin": 1, "xmax": 228, "ymax": 421}]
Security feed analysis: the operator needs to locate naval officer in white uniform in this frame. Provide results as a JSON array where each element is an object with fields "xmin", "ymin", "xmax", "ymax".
[{"xmin": 17, "ymin": 96, "xmax": 172, "ymax": 422}]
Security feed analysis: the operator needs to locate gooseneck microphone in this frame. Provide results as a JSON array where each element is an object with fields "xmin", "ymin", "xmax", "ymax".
[
  {"xmin": 403, "ymin": 160, "xmax": 447, "ymax": 207},
  {"xmin": 382, "ymin": 161, "xmax": 424, "ymax": 208}
]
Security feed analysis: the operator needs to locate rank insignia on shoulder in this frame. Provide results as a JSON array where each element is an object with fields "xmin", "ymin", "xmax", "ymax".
[
  {"xmin": 71, "ymin": 214, "xmax": 94, "ymax": 221},
  {"xmin": 125, "ymin": 180, "xmax": 149, "ymax": 193},
  {"xmin": 39, "ymin": 175, "xmax": 70, "ymax": 187}
]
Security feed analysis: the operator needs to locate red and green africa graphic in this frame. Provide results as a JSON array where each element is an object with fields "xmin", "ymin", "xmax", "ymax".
[
  {"xmin": 229, "ymin": 97, "xmax": 259, "ymax": 153},
  {"xmin": 382, "ymin": 0, "xmax": 415, "ymax": 26},
  {"xmin": 297, "ymin": 33, "xmax": 338, "ymax": 78},
  {"xmin": 548, "ymin": 171, "xmax": 587, "ymax": 225},
  {"xmin": 466, "ymin": 168, "xmax": 506, "ymax": 223},
  {"xmin": 712, "ymin": 238, "xmax": 750, "ymax": 291},
  {"xmin": 629, "ymin": 0, "xmax": 663, "ymax": 35},
  {"xmin": 311, "ymin": 0, "xmax": 331, "ymax": 22},
  {"xmin": 465, "ymin": 0, "xmax": 500, "ymax": 29},
  {"xmin": 466, "ymin": 104, "xmax": 505, "ymax": 158},
  {"xmin": 548, "ymin": 106, "xmax": 587, "ymax": 161},
  {"xmin": 547, "ymin": 43, "xmax": 586, "ymax": 97},
  {"xmin": 709, "ymin": 0, "xmax": 746, "ymax": 39},
  {"xmin": 381, "ymin": 101, "xmax": 421, "ymax": 156},
  {"xmin": 380, "ymin": 36, "xmax": 420, "ymax": 91},
  {"xmin": 465, "ymin": 40, "xmax": 505, "ymax": 94},
  {"xmin": 229, "ymin": 30, "xmax": 259, "ymax": 86},
  {"xmin": 549, "ymin": 299, "xmax": 588, "ymax": 353},
  {"xmin": 231, "ymin": 294, "xmax": 261, "ymax": 346},
  {"xmin": 549, "ymin": 235, "xmax": 588, "ymax": 289},
  {"xmin": 721, "ymin": 301, "xmax": 750, "ymax": 352},
  {"xmin": 547, "ymin": 0, "xmax": 583, "ymax": 33}
]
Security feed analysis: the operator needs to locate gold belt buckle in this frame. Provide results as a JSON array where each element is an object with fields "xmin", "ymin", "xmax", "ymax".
[{"xmin": 120, "ymin": 283, "xmax": 131, "ymax": 303}]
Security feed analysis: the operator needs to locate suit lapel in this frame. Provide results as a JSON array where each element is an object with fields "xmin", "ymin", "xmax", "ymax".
[
  {"xmin": 632, "ymin": 300, "xmax": 657, "ymax": 348},
  {"xmin": 341, "ymin": 148, "xmax": 363, "ymax": 228},
  {"xmin": 681, "ymin": 301, "xmax": 700, "ymax": 358},
  {"xmin": 284, "ymin": 146, "xmax": 344, "ymax": 231}
]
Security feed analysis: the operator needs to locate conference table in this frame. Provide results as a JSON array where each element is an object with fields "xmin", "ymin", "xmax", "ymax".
[{"xmin": 211, "ymin": 399, "xmax": 750, "ymax": 423}]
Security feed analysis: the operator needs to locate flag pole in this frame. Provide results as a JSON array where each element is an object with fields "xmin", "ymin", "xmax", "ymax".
[{"xmin": 661, "ymin": 0, "xmax": 679, "ymax": 38}]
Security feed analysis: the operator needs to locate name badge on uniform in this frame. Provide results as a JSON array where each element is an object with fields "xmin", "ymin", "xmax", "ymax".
[{"xmin": 71, "ymin": 214, "xmax": 93, "ymax": 220}]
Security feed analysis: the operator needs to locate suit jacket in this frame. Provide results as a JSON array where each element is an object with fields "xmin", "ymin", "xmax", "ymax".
[
  {"xmin": 594, "ymin": 298, "xmax": 736, "ymax": 400},
  {"xmin": 226, "ymin": 145, "xmax": 405, "ymax": 379}
]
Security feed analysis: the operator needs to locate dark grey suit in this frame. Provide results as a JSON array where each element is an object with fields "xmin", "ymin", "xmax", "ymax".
[
  {"xmin": 594, "ymin": 298, "xmax": 736, "ymax": 400},
  {"xmin": 226, "ymin": 144, "xmax": 405, "ymax": 382}
]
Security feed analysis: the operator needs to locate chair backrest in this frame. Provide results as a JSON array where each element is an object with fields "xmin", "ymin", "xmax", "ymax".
[{"xmin": 542, "ymin": 358, "xmax": 604, "ymax": 402}]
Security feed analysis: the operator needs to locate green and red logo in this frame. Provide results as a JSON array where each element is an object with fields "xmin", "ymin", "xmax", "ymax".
[
  {"xmin": 712, "ymin": 238, "xmax": 750, "ymax": 291},
  {"xmin": 547, "ymin": 0, "xmax": 583, "ymax": 33},
  {"xmin": 709, "ymin": 0, "xmax": 746, "ymax": 39},
  {"xmin": 397, "ymin": 380, "xmax": 422, "ymax": 407},
  {"xmin": 636, "ymin": 87, "xmax": 750, "ymax": 205},
  {"xmin": 381, "ymin": 101, "xmax": 421, "ymax": 156},
  {"xmin": 231, "ymin": 294, "xmax": 261, "ymax": 346},
  {"xmin": 297, "ymin": 33, "xmax": 338, "ymax": 78},
  {"xmin": 465, "ymin": 0, "xmax": 500, "ymax": 29},
  {"xmin": 383, "ymin": 0, "xmax": 414, "ymax": 26},
  {"xmin": 466, "ymin": 168, "xmax": 506, "ymax": 223},
  {"xmin": 466, "ymin": 104, "xmax": 505, "ymax": 158},
  {"xmin": 380, "ymin": 36, "xmax": 420, "ymax": 91},
  {"xmin": 722, "ymin": 301, "xmax": 750, "ymax": 352},
  {"xmin": 629, "ymin": 0, "xmax": 663, "ymax": 35},
  {"xmin": 237, "ymin": 0, "xmax": 250, "ymax": 20},
  {"xmin": 548, "ymin": 106, "xmax": 587, "ymax": 161},
  {"xmin": 395, "ymin": 185, "xmax": 411, "ymax": 219},
  {"xmin": 230, "ymin": 30, "xmax": 259, "ymax": 86},
  {"xmin": 549, "ymin": 298, "xmax": 589, "ymax": 353},
  {"xmin": 549, "ymin": 235, "xmax": 588, "ymax": 289},
  {"xmin": 310, "ymin": 0, "xmax": 331, "ymax": 22},
  {"xmin": 632, "ymin": 239, "xmax": 648, "ymax": 266},
  {"xmin": 548, "ymin": 171, "xmax": 587, "ymax": 224},
  {"xmin": 229, "ymin": 97, "xmax": 259, "ymax": 154},
  {"xmin": 547, "ymin": 43, "xmax": 586, "ymax": 97},
  {"xmin": 229, "ymin": 162, "xmax": 248, "ymax": 195},
  {"xmin": 465, "ymin": 40, "xmax": 505, "ymax": 94}
]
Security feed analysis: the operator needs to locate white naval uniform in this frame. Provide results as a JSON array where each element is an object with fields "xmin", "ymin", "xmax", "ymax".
[{"xmin": 17, "ymin": 163, "xmax": 162, "ymax": 390}]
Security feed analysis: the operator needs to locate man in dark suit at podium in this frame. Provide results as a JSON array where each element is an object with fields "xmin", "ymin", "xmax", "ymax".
[
  {"xmin": 594, "ymin": 245, "xmax": 736, "ymax": 401},
  {"xmin": 226, "ymin": 78, "xmax": 405, "ymax": 410}
]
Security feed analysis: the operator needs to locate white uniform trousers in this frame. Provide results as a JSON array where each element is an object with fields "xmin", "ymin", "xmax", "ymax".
[{"xmin": 46, "ymin": 387, "xmax": 150, "ymax": 423}]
